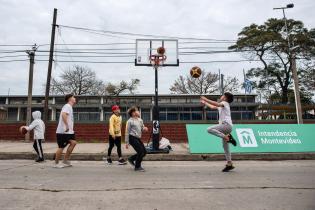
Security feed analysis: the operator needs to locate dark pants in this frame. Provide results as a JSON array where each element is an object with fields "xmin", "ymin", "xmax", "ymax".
[
  {"xmin": 128, "ymin": 135, "xmax": 146, "ymax": 168},
  {"xmin": 33, "ymin": 139, "xmax": 44, "ymax": 160},
  {"xmin": 108, "ymin": 136, "xmax": 122, "ymax": 157}
]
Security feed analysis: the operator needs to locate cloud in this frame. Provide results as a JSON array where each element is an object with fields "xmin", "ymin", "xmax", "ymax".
[{"xmin": 0, "ymin": 0, "xmax": 314, "ymax": 95}]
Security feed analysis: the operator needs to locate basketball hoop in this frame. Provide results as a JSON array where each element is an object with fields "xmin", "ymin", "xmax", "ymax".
[{"xmin": 150, "ymin": 54, "xmax": 167, "ymax": 68}]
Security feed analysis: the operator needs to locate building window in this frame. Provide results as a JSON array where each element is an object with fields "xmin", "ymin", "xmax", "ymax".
[
  {"xmin": 8, "ymin": 108, "xmax": 17, "ymax": 121},
  {"xmin": 192, "ymin": 112, "xmax": 202, "ymax": 120},
  {"xmin": 206, "ymin": 111, "xmax": 218, "ymax": 120},
  {"xmin": 231, "ymin": 112, "xmax": 242, "ymax": 120},
  {"xmin": 57, "ymin": 108, "xmax": 100, "ymax": 122},
  {"xmin": 167, "ymin": 112, "xmax": 178, "ymax": 120},
  {"xmin": 159, "ymin": 112, "xmax": 167, "ymax": 121},
  {"xmin": 141, "ymin": 108, "xmax": 151, "ymax": 122},
  {"xmin": 180, "ymin": 113, "xmax": 191, "ymax": 121}
]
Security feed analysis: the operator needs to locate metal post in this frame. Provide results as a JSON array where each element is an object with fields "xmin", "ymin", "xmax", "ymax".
[
  {"xmin": 274, "ymin": 5, "xmax": 303, "ymax": 124},
  {"xmin": 152, "ymin": 66, "xmax": 160, "ymax": 150},
  {"xmin": 220, "ymin": 74, "xmax": 224, "ymax": 95},
  {"xmin": 25, "ymin": 45, "xmax": 36, "ymax": 141},
  {"xmin": 243, "ymin": 69, "xmax": 248, "ymax": 120},
  {"xmin": 44, "ymin": 8, "xmax": 57, "ymax": 127},
  {"xmin": 291, "ymin": 56, "xmax": 303, "ymax": 123}
]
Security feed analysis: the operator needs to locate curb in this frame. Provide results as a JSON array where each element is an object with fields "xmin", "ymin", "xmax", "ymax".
[{"xmin": 0, "ymin": 152, "xmax": 315, "ymax": 161}]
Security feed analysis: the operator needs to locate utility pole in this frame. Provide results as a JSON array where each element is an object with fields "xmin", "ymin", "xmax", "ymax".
[
  {"xmin": 243, "ymin": 69, "xmax": 248, "ymax": 120},
  {"xmin": 291, "ymin": 56, "xmax": 303, "ymax": 123},
  {"xmin": 274, "ymin": 4, "xmax": 303, "ymax": 124},
  {"xmin": 25, "ymin": 44, "xmax": 37, "ymax": 141},
  {"xmin": 220, "ymin": 74, "xmax": 224, "ymax": 95},
  {"xmin": 218, "ymin": 69, "xmax": 221, "ymax": 94},
  {"xmin": 44, "ymin": 8, "xmax": 57, "ymax": 127}
]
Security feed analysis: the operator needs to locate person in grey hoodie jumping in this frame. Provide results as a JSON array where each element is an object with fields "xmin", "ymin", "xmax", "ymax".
[{"xmin": 21, "ymin": 111, "xmax": 45, "ymax": 162}]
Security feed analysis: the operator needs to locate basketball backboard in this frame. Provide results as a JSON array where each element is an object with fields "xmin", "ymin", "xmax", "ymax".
[{"xmin": 135, "ymin": 39, "xmax": 179, "ymax": 66}]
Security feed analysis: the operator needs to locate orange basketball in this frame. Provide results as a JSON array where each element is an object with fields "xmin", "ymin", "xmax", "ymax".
[
  {"xmin": 19, "ymin": 126, "xmax": 28, "ymax": 135},
  {"xmin": 157, "ymin": 46, "xmax": 165, "ymax": 55},
  {"xmin": 190, "ymin": 66, "xmax": 202, "ymax": 78}
]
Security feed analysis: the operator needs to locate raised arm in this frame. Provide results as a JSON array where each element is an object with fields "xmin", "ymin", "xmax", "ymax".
[
  {"xmin": 201, "ymin": 100, "xmax": 218, "ymax": 110},
  {"xmin": 200, "ymin": 96, "xmax": 224, "ymax": 107}
]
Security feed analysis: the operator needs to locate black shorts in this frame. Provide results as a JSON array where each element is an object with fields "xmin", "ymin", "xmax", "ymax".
[{"xmin": 56, "ymin": 134, "xmax": 75, "ymax": 148}]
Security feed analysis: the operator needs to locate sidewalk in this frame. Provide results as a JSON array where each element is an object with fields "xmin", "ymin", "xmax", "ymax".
[{"xmin": 0, "ymin": 141, "xmax": 314, "ymax": 161}]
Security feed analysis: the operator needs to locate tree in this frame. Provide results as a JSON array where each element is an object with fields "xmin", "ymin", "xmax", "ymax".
[
  {"xmin": 49, "ymin": 65, "xmax": 140, "ymax": 96},
  {"xmin": 170, "ymin": 71, "xmax": 239, "ymax": 94},
  {"xmin": 229, "ymin": 18, "xmax": 315, "ymax": 104},
  {"xmin": 50, "ymin": 65, "xmax": 105, "ymax": 95},
  {"xmin": 105, "ymin": 79, "xmax": 140, "ymax": 96}
]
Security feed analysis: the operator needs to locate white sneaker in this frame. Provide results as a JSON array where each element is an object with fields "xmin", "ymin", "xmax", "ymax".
[
  {"xmin": 52, "ymin": 163, "xmax": 65, "ymax": 168},
  {"xmin": 62, "ymin": 160, "xmax": 72, "ymax": 167}
]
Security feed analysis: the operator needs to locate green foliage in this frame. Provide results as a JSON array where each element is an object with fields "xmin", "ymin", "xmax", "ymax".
[{"xmin": 229, "ymin": 18, "xmax": 315, "ymax": 104}]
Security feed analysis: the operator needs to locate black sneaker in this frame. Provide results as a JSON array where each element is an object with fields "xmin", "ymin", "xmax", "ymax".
[
  {"xmin": 135, "ymin": 167, "xmax": 145, "ymax": 172},
  {"xmin": 127, "ymin": 158, "xmax": 135, "ymax": 166},
  {"xmin": 118, "ymin": 158, "xmax": 127, "ymax": 165},
  {"xmin": 107, "ymin": 158, "xmax": 113, "ymax": 165},
  {"xmin": 35, "ymin": 158, "xmax": 44, "ymax": 162},
  {"xmin": 227, "ymin": 134, "xmax": 237, "ymax": 146},
  {"xmin": 222, "ymin": 164, "xmax": 235, "ymax": 172}
]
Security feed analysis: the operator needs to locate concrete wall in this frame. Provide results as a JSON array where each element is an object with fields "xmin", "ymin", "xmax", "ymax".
[{"xmin": 0, "ymin": 122, "xmax": 187, "ymax": 143}]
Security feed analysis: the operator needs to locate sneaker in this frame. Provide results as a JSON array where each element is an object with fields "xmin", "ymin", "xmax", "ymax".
[
  {"xmin": 52, "ymin": 163, "xmax": 65, "ymax": 169},
  {"xmin": 35, "ymin": 158, "xmax": 45, "ymax": 163},
  {"xmin": 135, "ymin": 167, "xmax": 145, "ymax": 172},
  {"xmin": 127, "ymin": 158, "xmax": 135, "ymax": 166},
  {"xmin": 118, "ymin": 158, "xmax": 127, "ymax": 165},
  {"xmin": 62, "ymin": 160, "xmax": 72, "ymax": 167},
  {"xmin": 222, "ymin": 164, "xmax": 235, "ymax": 172},
  {"xmin": 227, "ymin": 134, "xmax": 237, "ymax": 146},
  {"xmin": 107, "ymin": 158, "xmax": 113, "ymax": 165}
]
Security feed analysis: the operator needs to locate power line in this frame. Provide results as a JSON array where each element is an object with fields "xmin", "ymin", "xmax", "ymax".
[
  {"xmin": 0, "ymin": 50, "xmax": 27, "ymax": 54},
  {"xmin": 12, "ymin": 59, "xmax": 267, "ymax": 64},
  {"xmin": 0, "ymin": 59, "xmax": 28, "ymax": 62},
  {"xmin": 57, "ymin": 24, "xmax": 237, "ymax": 42},
  {"xmin": 0, "ymin": 55, "xmax": 27, "ymax": 59},
  {"xmin": 0, "ymin": 44, "xmax": 34, "ymax": 47}
]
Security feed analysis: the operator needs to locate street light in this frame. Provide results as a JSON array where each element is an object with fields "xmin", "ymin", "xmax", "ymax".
[{"xmin": 273, "ymin": 3, "xmax": 303, "ymax": 124}]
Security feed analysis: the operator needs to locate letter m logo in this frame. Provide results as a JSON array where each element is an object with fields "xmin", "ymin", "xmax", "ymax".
[{"xmin": 236, "ymin": 128, "xmax": 258, "ymax": 147}]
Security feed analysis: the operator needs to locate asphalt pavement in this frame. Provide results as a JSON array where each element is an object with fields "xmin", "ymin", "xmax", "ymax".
[{"xmin": 0, "ymin": 160, "xmax": 314, "ymax": 210}]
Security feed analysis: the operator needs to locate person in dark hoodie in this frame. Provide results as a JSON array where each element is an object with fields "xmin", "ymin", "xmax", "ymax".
[{"xmin": 21, "ymin": 111, "xmax": 45, "ymax": 162}]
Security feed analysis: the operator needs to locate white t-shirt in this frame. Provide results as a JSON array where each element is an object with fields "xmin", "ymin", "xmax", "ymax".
[
  {"xmin": 218, "ymin": 101, "xmax": 233, "ymax": 125},
  {"xmin": 56, "ymin": 103, "xmax": 74, "ymax": 134}
]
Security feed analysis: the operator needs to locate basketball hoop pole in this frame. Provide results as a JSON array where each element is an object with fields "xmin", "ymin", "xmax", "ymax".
[
  {"xmin": 152, "ymin": 64, "xmax": 160, "ymax": 150},
  {"xmin": 150, "ymin": 55, "xmax": 166, "ymax": 151}
]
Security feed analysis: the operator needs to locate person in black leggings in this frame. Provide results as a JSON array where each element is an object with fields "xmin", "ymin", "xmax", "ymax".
[{"xmin": 125, "ymin": 106, "xmax": 148, "ymax": 171}]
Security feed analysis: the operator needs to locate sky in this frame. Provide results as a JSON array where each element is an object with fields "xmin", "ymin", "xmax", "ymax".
[{"xmin": 0, "ymin": 0, "xmax": 314, "ymax": 96}]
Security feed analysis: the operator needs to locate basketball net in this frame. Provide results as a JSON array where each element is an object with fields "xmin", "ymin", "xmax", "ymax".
[{"xmin": 150, "ymin": 54, "xmax": 167, "ymax": 69}]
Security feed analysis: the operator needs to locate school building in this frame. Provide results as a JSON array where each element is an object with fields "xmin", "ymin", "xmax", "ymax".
[
  {"xmin": 0, "ymin": 94, "xmax": 257, "ymax": 123},
  {"xmin": 0, "ymin": 94, "xmax": 313, "ymax": 142}
]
